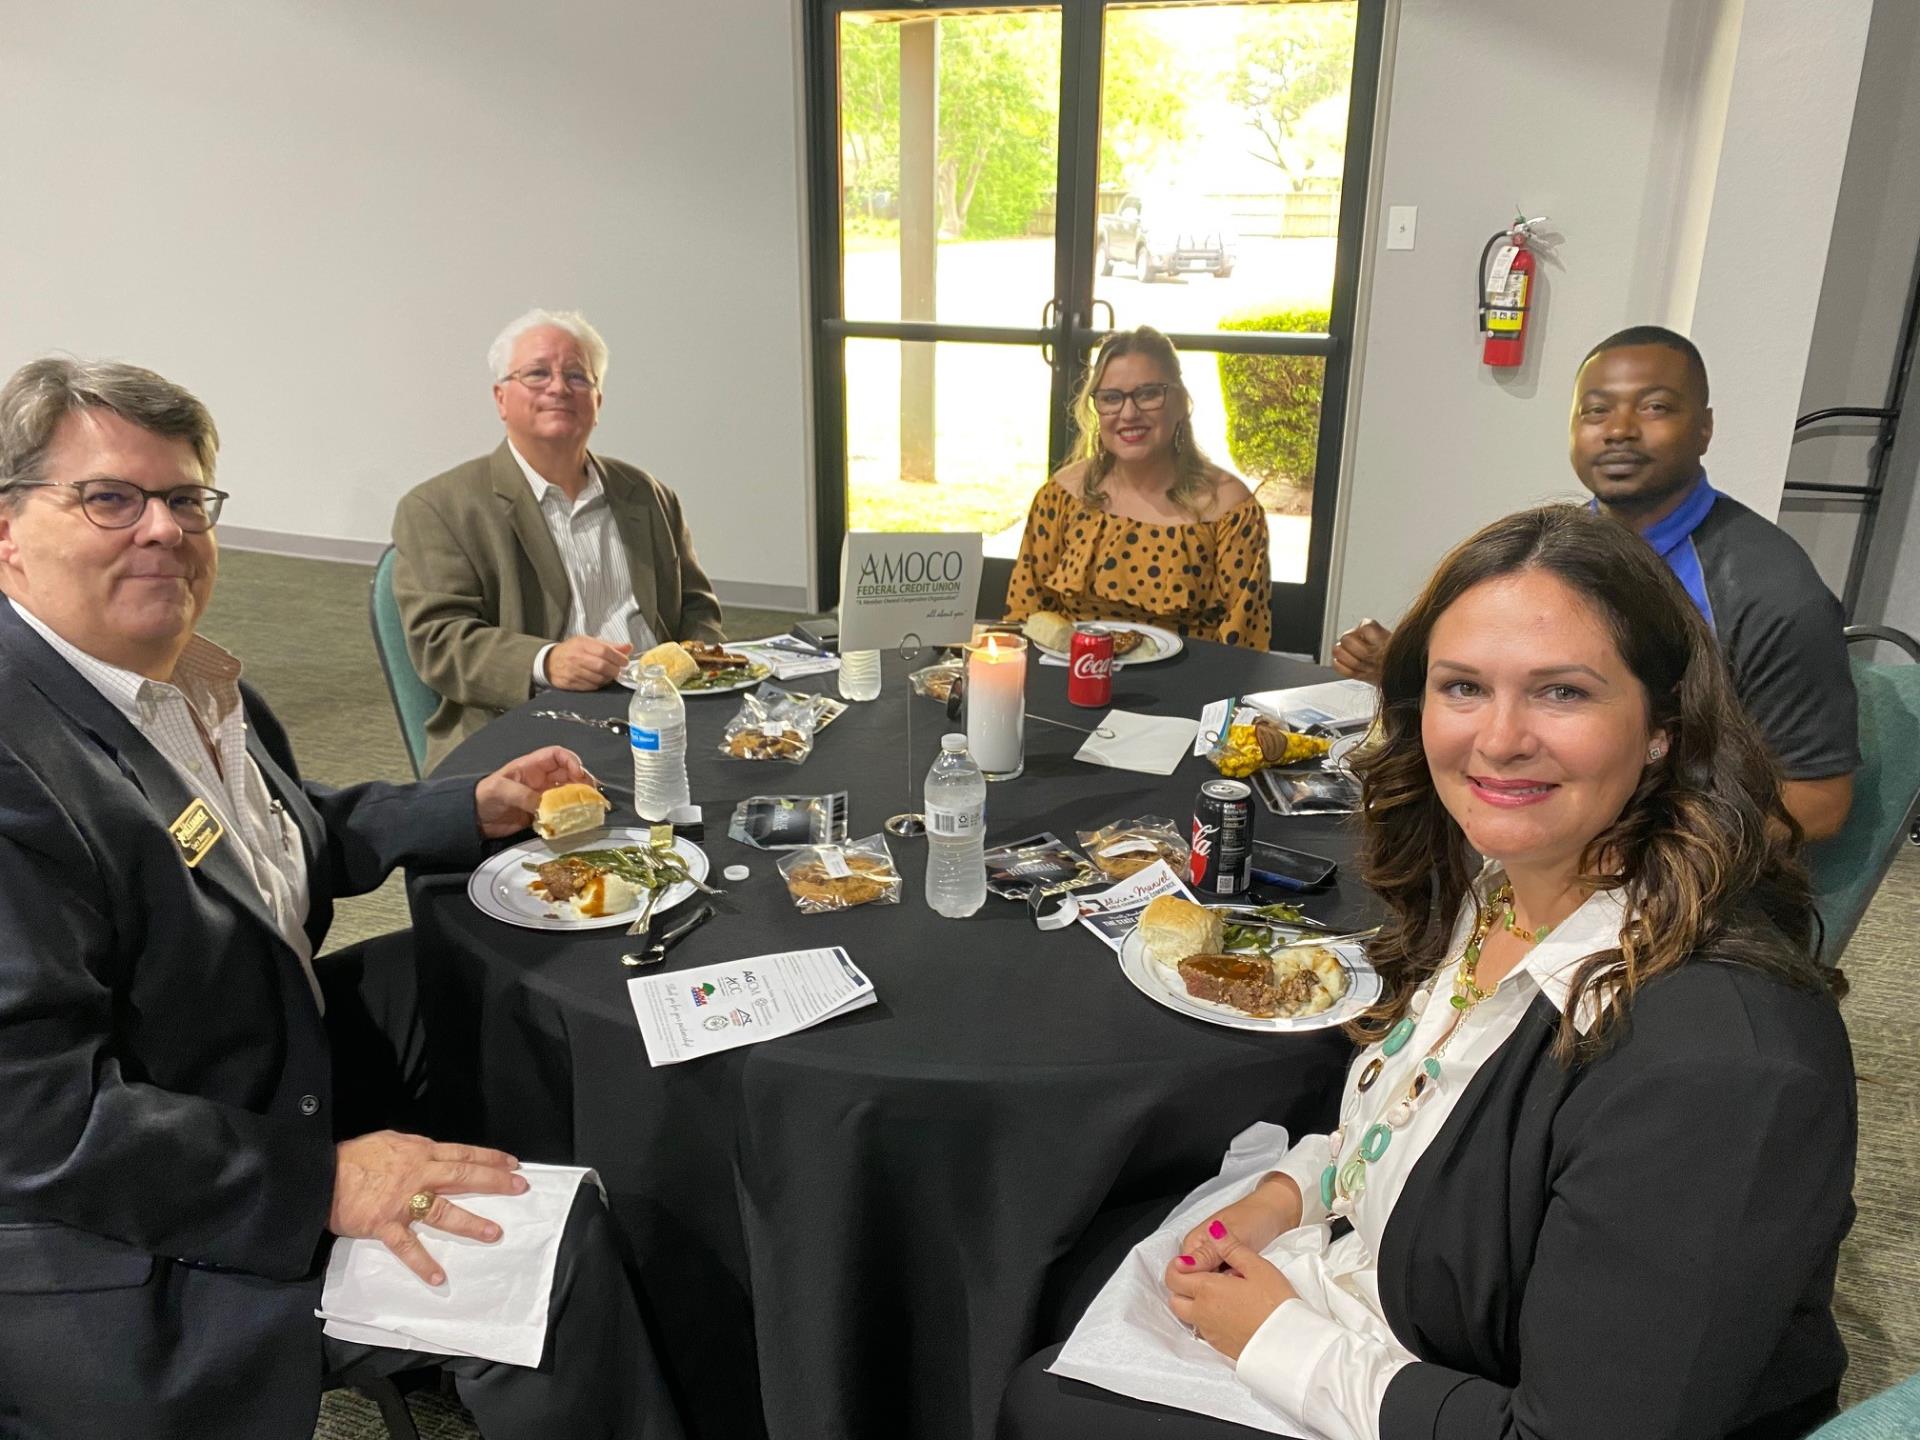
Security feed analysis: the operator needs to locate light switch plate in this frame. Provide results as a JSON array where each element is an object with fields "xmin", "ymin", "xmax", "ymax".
[{"xmin": 1386, "ymin": 205, "xmax": 1417, "ymax": 250}]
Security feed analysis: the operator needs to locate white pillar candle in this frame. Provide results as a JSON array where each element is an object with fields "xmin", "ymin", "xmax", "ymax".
[{"xmin": 964, "ymin": 633, "xmax": 1027, "ymax": 778}]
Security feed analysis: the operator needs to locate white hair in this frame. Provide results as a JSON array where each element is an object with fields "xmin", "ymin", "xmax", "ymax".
[{"xmin": 487, "ymin": 309, "xmax": 610, "ymax": 387}]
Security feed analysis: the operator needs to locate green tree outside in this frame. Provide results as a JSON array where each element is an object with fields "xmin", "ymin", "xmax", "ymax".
[{"xmin": 1230, "ymin": 7, "xmax": 1356, "ymax": 192}]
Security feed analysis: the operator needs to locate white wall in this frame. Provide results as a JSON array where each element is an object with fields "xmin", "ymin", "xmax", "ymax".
[
  {"xmin": 0, "ymin": 0, "xmax": 814, "ymax": 608},
  {"xmin": 1328, "ymin": 0, "xmax": 1874, "ymax": 645},
  {"xmin": 1780, "ymin": 0, "xmax": 1920, "ymax": 618}
]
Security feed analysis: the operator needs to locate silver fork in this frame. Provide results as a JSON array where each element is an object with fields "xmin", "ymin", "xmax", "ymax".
[
  {"xmin": 533, "ymin": 708, "xmax": 629, "ymax": 736},
  {"xmin": 625, "ymin": 885, "xmax": 666, "ymax": 936}
]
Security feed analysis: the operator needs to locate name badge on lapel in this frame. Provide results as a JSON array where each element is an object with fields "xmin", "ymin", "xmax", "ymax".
[{"xmin": 169, "ymin": 798, "xmax": 225, "ymax": 868}]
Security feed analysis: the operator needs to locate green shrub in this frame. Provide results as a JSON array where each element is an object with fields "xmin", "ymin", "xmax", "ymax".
[{"xmin": 1216, "ymin": 306, "xmax": 1330, "ymax": 502}]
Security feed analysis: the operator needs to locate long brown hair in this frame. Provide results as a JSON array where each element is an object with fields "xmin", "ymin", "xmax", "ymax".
[
  {"xmin": 1061, "ymin": 327, "xmax": 1219, "ymax": 521},
  {"xmin": 1347, "ymin": 504, "xmax": 1838, "ymax": 1063}
]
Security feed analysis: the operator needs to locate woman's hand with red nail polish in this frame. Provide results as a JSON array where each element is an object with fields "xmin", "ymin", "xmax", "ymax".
[
  {"xmin": 1163, "ymin": 1218, "xmax": 1299, "ymax": 1361},
  {"xmin": 1176, "ymin": 1174, "xmax": 1303, "ymax": 1275}
]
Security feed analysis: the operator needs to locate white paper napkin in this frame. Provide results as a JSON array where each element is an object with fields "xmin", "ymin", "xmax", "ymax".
[
  {"xmin": 317, "ymin": 1163, "xmax": 596, "ymax": 1368},
  {"xmin": 1074, "ymin": 710, "xmax": 1200, "ymax": 775},
  {"xmin": 1049, "ymin": 1124, "xmax": 1303, "ymax": 1432}
]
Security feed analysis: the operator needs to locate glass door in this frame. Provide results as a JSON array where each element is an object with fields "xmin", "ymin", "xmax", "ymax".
[{"xmin": 805, "ymin": 0, "xmax": 1381, "ymax": 655}]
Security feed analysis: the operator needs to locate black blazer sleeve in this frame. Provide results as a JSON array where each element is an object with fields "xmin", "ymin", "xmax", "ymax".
[
  {"xmin": 0, "ymin": 747, "xmax": 336, "ymax": 1280},
  {"xmin": 1382, "ymin": 1024, "xmax": 1854, "ymax": 1438}
]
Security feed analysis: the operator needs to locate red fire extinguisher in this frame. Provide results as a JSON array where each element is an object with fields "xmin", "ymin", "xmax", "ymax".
[{"xmin": 1479, "ymin": 216, "xmax": 1548, "ymax": 368}]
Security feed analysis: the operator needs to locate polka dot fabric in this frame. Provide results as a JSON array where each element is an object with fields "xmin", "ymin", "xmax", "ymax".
[{"xmin": 1002, "ymin": 481, "xmax": 1273, "ymax": 650}]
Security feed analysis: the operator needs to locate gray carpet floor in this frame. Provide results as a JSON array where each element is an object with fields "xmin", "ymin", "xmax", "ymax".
[{"xmin": 192, "ymin": 551, "xmax": 1919, "ymax": 1437}]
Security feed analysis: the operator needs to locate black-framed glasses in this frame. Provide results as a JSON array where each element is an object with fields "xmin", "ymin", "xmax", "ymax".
[
  {"xmin": 501, "ymin": 365, "xmax": 599, "ymax": 393},
  {"xmin": 6, "ymin": 479, "xmax": 229, "ymax": 532},
  {"xmin": 1090, "ymin": 382, "xmax": 1174, "ymax": 416}
]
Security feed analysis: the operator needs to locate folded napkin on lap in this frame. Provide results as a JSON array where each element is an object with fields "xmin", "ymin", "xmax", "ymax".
[{"xmin": 317, "ymin": 1163, "xmax": 597, "ymax": 1367}]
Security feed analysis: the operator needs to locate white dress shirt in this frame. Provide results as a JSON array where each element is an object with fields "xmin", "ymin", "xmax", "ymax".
[
  {"xmin": 9, "ymin": 600, "xmax": 321, "ymax": 1011},
  {"xmin": 1233, "ymin": 872, "xmax": 1625, "ymax": 1440},
  {"xmin": 509, "ymin": 442, "xmax": 657, "ymax": 685}
]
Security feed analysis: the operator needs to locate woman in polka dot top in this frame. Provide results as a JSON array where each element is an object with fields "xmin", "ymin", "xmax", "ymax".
[{"xmin": 1003, "ymin": 327, "xmax": 1272, "ymax": 650}]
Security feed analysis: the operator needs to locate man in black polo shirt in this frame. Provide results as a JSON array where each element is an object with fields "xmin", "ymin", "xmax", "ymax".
[{"xmin": 1335, "ymin": 326, "xmax": 1858, "ymax": 840}]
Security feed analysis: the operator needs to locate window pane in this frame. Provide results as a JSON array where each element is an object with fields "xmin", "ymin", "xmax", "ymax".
[
  {"xmin": 837, "ymin": 10, "xmax": 1063, "ymax": 329},
  {"xmin": 843, "ymin": 338, "xmax": 1052, "ymax": 547},
  {"xmin": 1092, "ymin": 1, "xmax": 1354, "ymax": 334},
  {"xmin": 1090, "ymin": 0, "xmax": 1354, "ymax": 589},
  {"xmin": 1188, "ymin": 349, "xmax": 1321, "ymax": 585}
]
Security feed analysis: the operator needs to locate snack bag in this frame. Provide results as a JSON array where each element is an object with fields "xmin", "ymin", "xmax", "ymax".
[
  {"xmin": 1207, "ymin": 707, "xmax": 1331, "ymax": 778},
  {"xmin": 720, "ymin": 687, "xmax": 817, "ymax": 764},
  {"xmin": 778, "ymin": 834, "xmax": 904, "ymax": 913},
  {"xmin": 729, "ymin": 793, "xmax": 851, "ymax": 851},
  {"xmin": 1076, "ymin": 817, "xmax": 1190, "ymax": 880},
  {"xmin": 982, "ymin": 832, "xmax": 1101, "ymax": 901}
]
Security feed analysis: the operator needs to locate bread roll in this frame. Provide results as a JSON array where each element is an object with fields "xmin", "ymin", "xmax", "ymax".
[
  {"xmin": 1022, "ymin": 610, "xmax": 1075, "ymax": 653},
  {"xmin": 533, "ymin": 783, "xmax": 611, "ymax": 841},
  {"xmin": 635, "ymin": 640, "xmax": 699, "ymax": 687},
  {"xmin": 1137, "ymin": 895, "xmax": 1224, "ymax": 966}
]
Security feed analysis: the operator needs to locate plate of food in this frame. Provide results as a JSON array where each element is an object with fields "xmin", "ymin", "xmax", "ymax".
[
  {"xmin": 1117, "ymin": 895, "xmax": 1379, "ymax": 1032},
  {"xmin": 467, "ymin": 826, "xmax": 710, "ymax": 931},
  {"xmin": 620, "ymin": 640, "xmax": 772, "ymax": 696},
  {"xmin": 1021, "ymin": 610, "xmax": 1184, "ymax": 667}
]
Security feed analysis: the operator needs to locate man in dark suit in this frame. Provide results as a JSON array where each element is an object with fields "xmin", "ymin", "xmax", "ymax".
[
  {"xmin": 0, "ymin": 358, "xmax": 683, "ymax": 1438},
  {"xmin": 393, "ymin": 308, "xmax": 726, "ymax": 771}
]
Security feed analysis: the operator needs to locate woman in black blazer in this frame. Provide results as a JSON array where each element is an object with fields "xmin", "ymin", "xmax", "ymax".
[{"xmin": 1001, "ymin": 505, "xmax": 1855, "ymax": 1440}]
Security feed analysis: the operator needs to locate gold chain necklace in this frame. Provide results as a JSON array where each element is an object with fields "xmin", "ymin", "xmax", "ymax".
[{"xmin": 1322, "ymin": 891, "xmax": 1510, "ymax": 1213}]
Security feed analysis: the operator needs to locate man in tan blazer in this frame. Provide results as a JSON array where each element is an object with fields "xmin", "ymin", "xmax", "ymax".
[{"xmin": 393, "ymin": 310, "xmax": 725, "ymax": 771}]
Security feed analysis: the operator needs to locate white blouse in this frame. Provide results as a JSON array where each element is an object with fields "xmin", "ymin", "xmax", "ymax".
[
  {"xmin": 1233, "ymin": 875, "xmax": 1628, "ymax": 1440},
  {"xmin": 512, "ymin": 443, "xmax": 658, "ymax": 684}
]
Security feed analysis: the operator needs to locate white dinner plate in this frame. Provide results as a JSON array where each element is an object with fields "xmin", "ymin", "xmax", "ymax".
[
  {"xmin": 467, "ymin": 828, "xmax": 709, "ymax": 931},
  {"xmin": 617, "ymin": 660, "xmax": 772, "ymax": 696},
  {"xmin": 1033, "ymin": 622, "xmax": 1184, "ymax": 667},
  {"xmin": 1116, "ymin": 931, "xmax": 1380, "ymax": 1032}
]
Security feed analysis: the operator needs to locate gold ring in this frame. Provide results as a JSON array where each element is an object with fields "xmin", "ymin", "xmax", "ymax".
[{"xmin": 407, "ymin": 1190, "xmax": 436, "ymax": 1222}]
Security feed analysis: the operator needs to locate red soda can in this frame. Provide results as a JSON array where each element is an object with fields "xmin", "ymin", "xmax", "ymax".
[
  {"xmin": 1068, "ymin": 623, "xmax": 1115, "ymax": 708},
  {"xmin": 1190, "ymin": 779, "xmax": 1254, "ymax": 896}
]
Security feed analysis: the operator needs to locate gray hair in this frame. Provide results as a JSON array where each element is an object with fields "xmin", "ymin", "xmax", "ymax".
[
  {"xmin": 487, "ymin": 309, "xmax": 610, "ymax": 387},
  {"xmin": 0, "ymin": 357, "xmax": 220, "ymax": 509}
]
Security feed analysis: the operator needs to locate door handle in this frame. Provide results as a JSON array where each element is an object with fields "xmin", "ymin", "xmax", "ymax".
[
  {"xmin": 1092, "ymin": 298, "xmax": 1115, "ymax": 335},
  {"xmin": 1041, "ymin": 298, "xmax": 1061, "ymax": 367}
]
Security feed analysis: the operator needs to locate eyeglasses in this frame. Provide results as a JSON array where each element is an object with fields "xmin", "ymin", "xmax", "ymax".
[
  {"xmin": 501, "ymin": 365, "xmax": 599, "ymax": 393},
  {"xmin": 5, "ymin": 479, "xmax": 229, "ymax": 532},
  {"xmin": 1090, "ymin": 382, "xmax": 1174, "ymax": 415}
]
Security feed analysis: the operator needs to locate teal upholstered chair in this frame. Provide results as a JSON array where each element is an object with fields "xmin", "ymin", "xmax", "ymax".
[
  {"xmin": 1805, "ymin": 626, "xmax": 1920, "ymax": 962},
  {"xmin": 369, "ymin": 546, "xmax": 438, "ymax": 779},
  {"xmin": 1805, "ymin": 1370, "xmax": 1920, "ymax": 1438}
]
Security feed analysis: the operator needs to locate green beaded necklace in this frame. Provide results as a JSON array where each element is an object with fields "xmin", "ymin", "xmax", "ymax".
[{"xmin": 1320, "ymin": 883, "xmax": 1546, "ymax": 1214}]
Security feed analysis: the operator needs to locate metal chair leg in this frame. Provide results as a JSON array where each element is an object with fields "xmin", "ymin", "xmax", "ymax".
[{"xmin": 358, "ymin": 1376, "xmax": 421, "ymax": 1440}]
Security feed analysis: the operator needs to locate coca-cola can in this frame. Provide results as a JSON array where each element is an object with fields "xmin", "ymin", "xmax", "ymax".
[
  {"xmin": 1068, "ymin": 623, "xmax": 1115, "ymax": 708},
  {"xmin": 1190, "ymin": 779, "xmax": 1254, "ymax": 896}
]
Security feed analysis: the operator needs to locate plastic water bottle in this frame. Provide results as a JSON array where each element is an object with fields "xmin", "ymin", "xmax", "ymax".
[
  {"xmin": 838, "ymin": 648, "xmax": 883, "ymax": 702},
  {"xmin": 628, "ymin": 663, "xmax": 689, "ymax": 821},
  {"xmin": 924, "ymin": 733, "xmax": 987, "ymax": 918}
]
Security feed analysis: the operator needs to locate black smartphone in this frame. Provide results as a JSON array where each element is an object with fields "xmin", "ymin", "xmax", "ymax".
[
  {"xmin": 1250, "ymin": 841, "xmax": 1337, "ymax": 891},
  {"xmin": 792, "ymin": 618, "xmax": 840, "ymax": 653}
]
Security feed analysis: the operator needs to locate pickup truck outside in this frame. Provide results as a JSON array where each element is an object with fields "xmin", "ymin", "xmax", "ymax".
[{"xmin": 1096, "ymin": 193, "xmax": 1237, "ymax": 281}]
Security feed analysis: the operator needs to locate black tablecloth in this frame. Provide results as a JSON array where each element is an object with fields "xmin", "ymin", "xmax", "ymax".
[{"xmin": 409, "ymin": 642, "xmax": 1375, "ymax": 1440}]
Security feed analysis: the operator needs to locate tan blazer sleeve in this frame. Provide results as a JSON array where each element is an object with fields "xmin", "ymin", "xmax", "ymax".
[{"xmin": 391, "ymin": 488, "xmax": 547, "ymax": 711}]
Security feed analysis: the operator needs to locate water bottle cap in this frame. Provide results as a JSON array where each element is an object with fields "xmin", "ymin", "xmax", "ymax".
[
  {"xmin": 642, "ymin": 663, "xmax": 667, "ymax": 677},
  {"xmin": 941, "ymin": 733, "xmax": 968, "ymax": 752}
]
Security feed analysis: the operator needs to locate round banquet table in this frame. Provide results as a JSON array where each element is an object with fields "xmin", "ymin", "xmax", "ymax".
[{"xmin": 408, "ymin": 641, "xmax": 1379, "ymax": 1440}]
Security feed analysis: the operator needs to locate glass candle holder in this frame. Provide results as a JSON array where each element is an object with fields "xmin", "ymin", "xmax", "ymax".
[{"xmin": 962, "ymin": 632, "xmax": 1027, "ymax": 781}]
